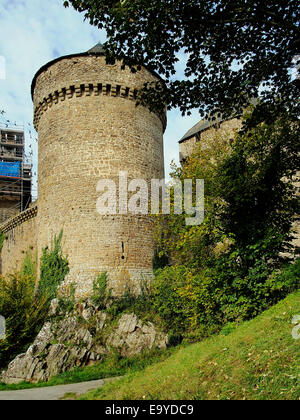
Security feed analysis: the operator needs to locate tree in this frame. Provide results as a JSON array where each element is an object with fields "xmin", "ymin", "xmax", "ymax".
[
  {"xmin": 217, "ymin": 112, "xmax": 300, "ymax": 266},
  {"xmin": 63, "ymin": 0, "xmax": 299, "ymax": 121},
  {"xmin": 155, "ymin": 110, "xmax": 299, "ymax": 271},
  {"xmin": 151, "ymin": 115, "xmax": 300, "ymax": 331},
  {"xmin": 154, "ymin": 130, "xmax": 232, "ymax": 268}
]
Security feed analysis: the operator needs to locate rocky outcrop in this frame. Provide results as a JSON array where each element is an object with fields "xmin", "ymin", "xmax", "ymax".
[
  {"xmin": 1, "ymin": 300, "xmax": 168, "ymax": 384},
  {"xmin": 107, "ymin": 313, "xmax": 167, "ymax": 357}
]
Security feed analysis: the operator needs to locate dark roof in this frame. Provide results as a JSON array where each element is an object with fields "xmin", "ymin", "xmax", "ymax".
[
  {"xmin": 179, "ymin": 99, "xmax": 260, "ymax": 143},
  {"xmin": 87, "ymin": 42, "xmax": 105, "ymax": 54},
  {"xmin": 31, "ymin": 42, "xmax": 163, "ymax": 99},
  {"xmin": 179, "ymin": 115, "xmax": 225, "ymax": 143},
  {"xmin": 178, "ymin": 98, "xmax": 258, "ymax": 143}
]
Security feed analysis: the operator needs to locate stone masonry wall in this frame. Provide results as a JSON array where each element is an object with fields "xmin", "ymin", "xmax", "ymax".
[
  {"xmin": 179, "ymin": 118, "xmax": 242, "ymax": 163},
  {"xmin": 0, "ymin": 205, "xmax": 38, "ymax": 276},
  {"xmin": 0, "ymin": 200, "xmax": 20, "ymax": 224},
  {"xmin": 33, "ymin": 55, "xmax": 166, "ymax": 297}
]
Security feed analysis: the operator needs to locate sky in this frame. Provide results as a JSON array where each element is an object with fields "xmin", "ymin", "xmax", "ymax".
[{"xmin": 0, "ymin": 0, "xmax": 201, "ymax": 199}]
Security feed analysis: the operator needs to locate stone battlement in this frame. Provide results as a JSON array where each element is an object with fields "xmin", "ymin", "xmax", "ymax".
[
  {"xmin": 0, "ymin": 205, "xmax": 37, "ymax": 234},
  {"xmin": 33, "ymin": 82, "xmax": 166, "ymax": 131}
]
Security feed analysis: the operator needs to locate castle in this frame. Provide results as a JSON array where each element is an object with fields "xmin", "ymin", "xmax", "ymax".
[
  {"xmin": 0, "ymin": 43, "xmax": 166, "ymax": 297},
  {"xmin": 1, "ymin": 43, "xmax": 298, "ymax": 297}
]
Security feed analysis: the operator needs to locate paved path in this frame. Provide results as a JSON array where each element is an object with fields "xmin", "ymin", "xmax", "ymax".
[{"xmin": 0, "ymin": 377, "xmax": 118, "ymax": 400}]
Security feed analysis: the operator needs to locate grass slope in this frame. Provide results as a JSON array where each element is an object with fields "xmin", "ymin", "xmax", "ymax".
[{"xmin": 80, "ymin": 290, "xmax": 300, "ymax": 400}]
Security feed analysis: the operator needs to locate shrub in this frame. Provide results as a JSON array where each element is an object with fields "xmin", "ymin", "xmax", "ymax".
[
  {"xmin": 20, "ymin": 252, "xmax": 37, "ymax": 277},
  {"xmin": 91, "ymin": 273, "xmax": 157, "ymax": 323},
  {"xmin": 152, "ymin": 266, "xmax": 193, "ymax": 334},
  {"xmin": 91, "ymin": 272, "xmax": 109, "ymax": 309},
  {"xmin": 218, "ymin": 114, "xmax": 299, "ymax": 265},
  {"xmin": 152, "ymin": 258, "xmax": 300, "ymax": 339},
  {"xmin": 213, "ymin": 256, "xmax": 300, "ymax": 322},
  {"xmin": 58, "ymin": 282, "xmax": 76, "ymax": 314},
  {"xmin": 0, "ymin": 273, "xmax": 49, "ymax": 368},
  {"xmin": 265, "ymin": 258, "xmax": 300, "ymax": 300},
  {"xmin": 38, "ymin": 231, "xmax": 69, "ymax": 301},
  {"xmin": 0, "ymin": 234, "xmax": 70, "ymax": 369},
  {"xmin": 152, "ymin": 113, "xmax": 299, "ymax": 341}
]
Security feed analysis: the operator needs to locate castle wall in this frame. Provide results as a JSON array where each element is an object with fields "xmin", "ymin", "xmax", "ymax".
[
  {"xmin": 33, "ymin": 55, "xmax": 165, "ymax": 297},
  {"xmin": 179, "ymin": 118, "xmax": 242, "ymax": 163},
  {"xmin": 0, "ymin": 206, "xmax": 38, "ymax": 276},
  {"xmin": 0, "ymin": 199, "xmax": 20, "ymax": 224}
]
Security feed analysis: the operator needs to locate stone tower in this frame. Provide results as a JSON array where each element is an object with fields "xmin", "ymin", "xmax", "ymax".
[{"xmin": 31, "ymin": 43, "xmax": 166, "ymax": 297}]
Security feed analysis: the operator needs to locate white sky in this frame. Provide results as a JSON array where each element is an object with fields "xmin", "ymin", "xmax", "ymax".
[{"xmin": 0, "ymin": 0, "xmax": 201, "ymax": 199}]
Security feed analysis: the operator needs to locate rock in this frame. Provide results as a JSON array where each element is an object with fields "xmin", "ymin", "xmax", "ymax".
[
  {"xmin": 91, "ymin": 343, "xmax": 107, "ymax": 355},
  {"xmin": 45, "ymin": 344, "xmax": 70, "ymax": 378},
  {"xmin": 48, "ymin": 299, "xmax": 60, "ymax": 317},
  {"xmin": 107, "ymin": 313, "xmax": 168, "ymax": 357},
  {"xmin": 82, "ymin": 307, "xmax": 95, "ymax": 321},
  {"xmin": 118, "ymin": 313, "xmax": 138, "ymax": 333},
  {"xmin": 1, "ymin": 302, "xmax": 168, "ymax": 384},
  {"xmin": 96, "ymin": 312, "xmax": 107, "ymax": 329},
  {"xmin": 33, "ymin": 322, "xmax": 53, "ymax": 354},
  {"xmin": 0, "ymin": 315, "xmax": 6, "ymax": 340},
  {"xmin": 75, "ymin": 301, "xmax": 87, "ymax": 315},
  {"xmin": 1, "ymin": 353, "xmax": 27, "ymax": 384}
]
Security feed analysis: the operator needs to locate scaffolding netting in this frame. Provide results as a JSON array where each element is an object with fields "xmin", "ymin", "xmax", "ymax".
[{"xmin": 0, "ymin": 161, "xmax": 21, "ymax": 178}]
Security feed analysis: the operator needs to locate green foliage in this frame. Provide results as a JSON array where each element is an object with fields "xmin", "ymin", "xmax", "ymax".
[
  {"xmin": 152, "ymin": 257, "xmax": 300, "ymax": 337},
  {"xmin": 106, "ymin": 282, "xmax": 155, "ymax": 322},
  {"xmin": 0, "ymin": 273, "xmax": 49, "ymax": 368},
  {"xmin": 152, "ymin": 248, "xmax": 169, "ymax": 270},
  {"xmin": 154, "ymin": 131, "xmax": 232, "ymax": 270},
  {"xmin": 58, "ymin": 282, "xmax": 76, "ymax": 314},
  {"xmin": 152, "ymin": 266, "xmax": 193, "ymax": 334},
  {"xmin": 151, "ymin": 114, "xmax": 299, "ymax": 339},
  {"xmin": 91, "ymin": 273, "xmax": 157, "ymax": 322},
  {"xmin": 20, "ymin": 253, "xmax": 37, "ymax": 277},
  {"xmin": 38, "ymin": 231, "xmax": 69, "ymax": 301},
  {"xmin": 64, "ymin": 0, "xmax": 299, "ymax": 124},
  {"xmin": 153, "ymin": 265, "xmax": 223, "ymax": 336},
  {"xmin": 265, "ymin": 258, "xmax": 300, "ymax": 299},
  {"xmin": 220, "ymin": 322, "xmax": 237, "ymax": 336},
  {"xmin": 91, "ymin": 272, "xmax": 110, "ymax": 309},
  {"xmin": 0, "ymin": 233, "xmax": 70, "ymax": 369},
  {"xmin": 218, "ymin": 114, "xmax": 300, "ymax": 266}
]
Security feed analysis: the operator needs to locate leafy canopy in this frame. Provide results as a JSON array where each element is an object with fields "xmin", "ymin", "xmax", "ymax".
[
  {"xmin": 155, "ymin": 111, "xmax": 299, "ymax": 272},
  {"xmin": 217, "ymin": 112, "xmax": 300, "ymax": 262},
  {"xmin": 63, "ymin": 0, "xmax": 299, "ymax": 120}
]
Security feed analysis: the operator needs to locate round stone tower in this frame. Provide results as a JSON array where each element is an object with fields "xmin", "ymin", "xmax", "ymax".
[{"xmin": 32, "ymin": 43, "xmax": 166, "ymax": 297}]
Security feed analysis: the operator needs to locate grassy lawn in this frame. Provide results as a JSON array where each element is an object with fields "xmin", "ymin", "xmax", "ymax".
[{"xmin": 78, "ymin": 290, "xmax": 300, "ymax": 400}]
